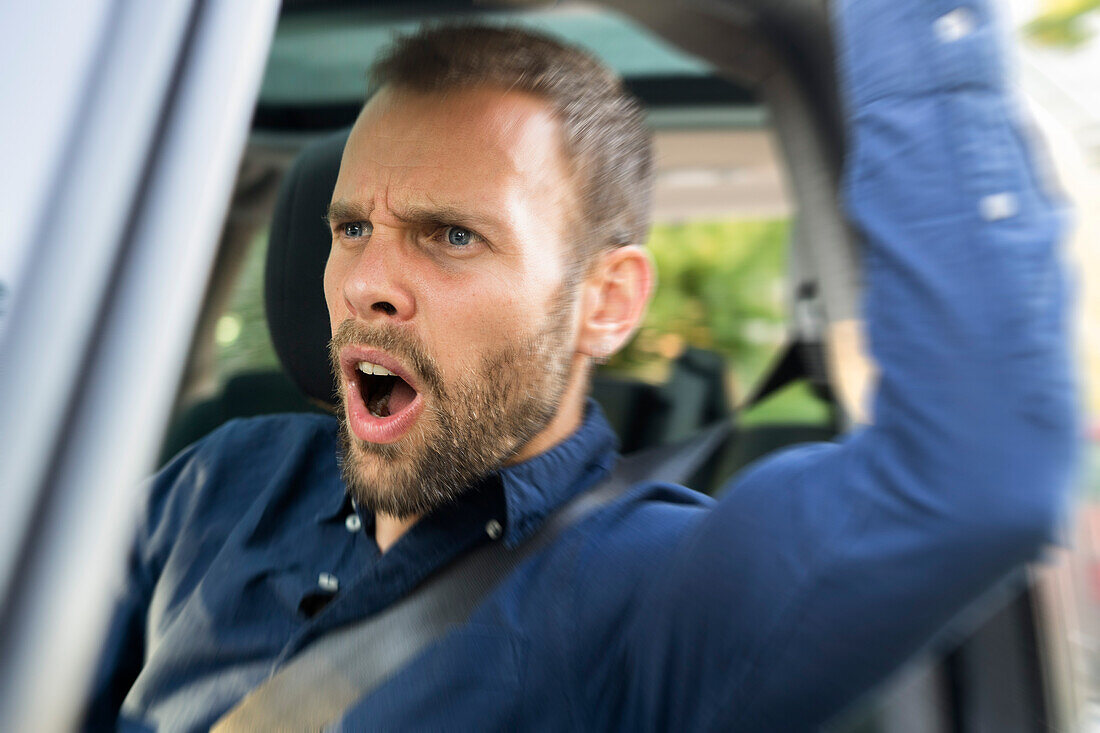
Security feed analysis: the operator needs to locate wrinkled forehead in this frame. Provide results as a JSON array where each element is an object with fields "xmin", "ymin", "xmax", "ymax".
[{"xmin": 335, "ymin": 85, "xmax": 576, "ymax": 216}]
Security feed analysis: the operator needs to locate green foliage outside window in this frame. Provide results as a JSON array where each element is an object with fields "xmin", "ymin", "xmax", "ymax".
[
  {"xmin": 1024, "ymin": 0, "xmax": 1100, "ymax": 47},
  {"xmin": 609, "ymin": 219, "xmax": 828, "ymax": 425},
  {"xmin": 610, "ymin": 219, "xmax": 787, "ymax": 385}
]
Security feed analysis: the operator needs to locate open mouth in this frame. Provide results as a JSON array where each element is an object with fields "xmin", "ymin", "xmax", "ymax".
[
  {"xmin": 357, "ymin": 361, "xmax": 418, "ymax": 418},
  {"xmin": 339, "ymin": 348, "xmax": 427, "ymax": 444}
]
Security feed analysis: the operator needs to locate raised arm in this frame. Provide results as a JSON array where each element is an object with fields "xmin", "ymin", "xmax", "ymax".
[{"xmin": 613, "ymin": 1, "xmax": 1079, "ymax": 729}]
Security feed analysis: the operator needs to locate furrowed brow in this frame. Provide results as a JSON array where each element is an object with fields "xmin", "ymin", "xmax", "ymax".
[
  {"xmin": 324, "ymin": 200, "xmax": 372, "ymax": 228},
  {"xmin": 392, "ymin": 202, "xmax": 500, "ymax": 234}
]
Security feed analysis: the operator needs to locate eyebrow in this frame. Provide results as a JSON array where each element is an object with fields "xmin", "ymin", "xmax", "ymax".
[
  {"xmin": 324, "ymin": 200, "xmax": 372, "ymax": 228},
  {"xmin": 392, "ymin": 202, "xmax": 502, "ymax": 233},
  {"xmin": 325, "ymin": 198, "xmax": 504, "ymax": 237}
]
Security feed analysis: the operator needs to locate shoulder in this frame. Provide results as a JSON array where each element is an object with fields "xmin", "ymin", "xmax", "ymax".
[
  {"xmin": 157, "ymin": 410, "xmax": 339, "ymax": 505},
  {"xmin": 529, "ymin": 483, "xmax": 713, "ymax": 697},
  {"xmin": 157, "ymin": 412, "xmax": 338, "ymax": 493},
  {"xmin": 138, "ymin": 413, "xmax": 341, "ymax": 571},
  {"xmin": 556, "ymin": 439, "xmax": 842, "ymax": 586},
  {"xmin": 583, "ymin": 481, "xmax": 715, "ymax": 548},
  {"xmin": 552, "ymin": 482, "xmax": 714, "ymax": 607},
  {"xmin": 154, "ymin": 413, "xmax": 337, "ymax": 504}
]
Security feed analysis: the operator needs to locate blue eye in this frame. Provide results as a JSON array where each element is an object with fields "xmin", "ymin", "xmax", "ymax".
[
  {"xmin": 343, "ymin": 222, "xmax": 371, "ymax": 238},
  {"xmin": 445, "ymin": 226, "xmax": 473, "ymax": 246}
]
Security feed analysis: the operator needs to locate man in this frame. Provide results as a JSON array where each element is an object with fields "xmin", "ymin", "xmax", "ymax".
[{"xmin": 85, "ymin": 1, "xmax": 1077, "ymax": 730}]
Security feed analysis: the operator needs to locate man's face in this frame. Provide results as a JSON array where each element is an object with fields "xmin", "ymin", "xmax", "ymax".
[{"xmin": 324, "ymin": 86, "xmax": 587, "ymax": 519}]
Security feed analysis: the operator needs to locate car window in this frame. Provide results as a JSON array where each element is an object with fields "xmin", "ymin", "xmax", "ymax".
[
  {"xmin": 1013, "ymin": 2, "xmax": 1100, "ymax": 722},
  {"xmin": 6, "ymin": 2, "xmax": 1097, "ymax": 731}
]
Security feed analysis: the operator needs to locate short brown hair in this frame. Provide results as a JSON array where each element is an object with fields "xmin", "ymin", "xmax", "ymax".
[{"xmin": 370, "ymin": 24, "xmax": 653, "ymax": 263}]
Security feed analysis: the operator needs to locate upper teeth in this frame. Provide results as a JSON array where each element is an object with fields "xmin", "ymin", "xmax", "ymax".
[{"xmin": 357, "ymin": 361, "xmax": 394, "ymax": 376}]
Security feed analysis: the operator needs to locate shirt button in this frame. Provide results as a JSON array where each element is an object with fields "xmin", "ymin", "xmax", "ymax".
[
  {"xmin": 980, "ymin": 192, "xmax": 1018, "ymax": 221},
  {"xmin": 934, "ymin": 8, "xmax": 976, "ymax": 43},
  {"xmin": 485, "ymin": 519, "xmax": 503, "ymax": 540},
  {"xmin": 317, "ymin": 572, "xmax": 339, "ymax": 592},
  {"xmin": 345, "ymin": 513, "xmax": 362, "ymax": 532}
]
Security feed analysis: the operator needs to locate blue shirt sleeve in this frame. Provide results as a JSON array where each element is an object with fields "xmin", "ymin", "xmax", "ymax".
[{"xmin": 618, "ymin": 1, "xmax": 1078, "ymax": 729}]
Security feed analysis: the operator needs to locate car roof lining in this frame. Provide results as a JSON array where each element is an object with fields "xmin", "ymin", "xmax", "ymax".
[{"xmin": 258, "ymin": 3, "xmax": 748, "ymax": 110}]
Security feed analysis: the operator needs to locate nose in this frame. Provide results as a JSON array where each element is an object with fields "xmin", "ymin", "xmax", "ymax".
[{"xmin": 341, "ymin": 229, "xmax": 416, "ymax": 323}]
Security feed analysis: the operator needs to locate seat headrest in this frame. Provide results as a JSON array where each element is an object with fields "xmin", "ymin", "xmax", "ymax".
[{"xmin": 264, "ymin": 128, "xmax": 350, "ymax": 407}]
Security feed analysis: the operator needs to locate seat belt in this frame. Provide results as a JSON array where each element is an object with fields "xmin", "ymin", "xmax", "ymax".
[{"xmin": 213, "ymin": 419, "xmax": 732, "ymax": 732}]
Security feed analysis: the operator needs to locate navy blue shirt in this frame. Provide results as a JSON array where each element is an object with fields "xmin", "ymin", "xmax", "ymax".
[{"xmin": 87, "ymin": 0, "xmax": 1079, "ymax": 730}]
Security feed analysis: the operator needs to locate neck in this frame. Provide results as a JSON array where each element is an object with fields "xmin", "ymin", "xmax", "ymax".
[
  {"xmin": 375, "ymin": 512, "xmax": 419, "ymax": 553},
  {"xmin": 505, "ymin": 355, "xmax": 590, "ymax": 465}
]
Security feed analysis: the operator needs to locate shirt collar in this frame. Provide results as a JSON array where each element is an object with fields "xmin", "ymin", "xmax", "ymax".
[
  {"xmin": 315, "ymin": 479, "xmax": 354, "ymax": 525},
  {"xmin": 315, "ymin": 399, "xmax": 619, "ymax": 545},
  {"xmin": 496, "ymin": 399, "xmax": 618, "ymax": 547}
]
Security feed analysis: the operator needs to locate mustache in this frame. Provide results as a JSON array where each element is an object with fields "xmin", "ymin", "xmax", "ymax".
[{"xmin": 328, "ymin": 320, "xmax": 445, "ymax": 398}]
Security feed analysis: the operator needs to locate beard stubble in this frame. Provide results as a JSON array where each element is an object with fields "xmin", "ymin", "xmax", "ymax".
[{"xmin": 329, "ymin": 284, "xmax": 577, "ymax": 519}]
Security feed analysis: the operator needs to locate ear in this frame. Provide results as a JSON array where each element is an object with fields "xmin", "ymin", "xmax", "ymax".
[{"xmin": 576, "ymin": 245, "xmax": 655, "ymax": 360}]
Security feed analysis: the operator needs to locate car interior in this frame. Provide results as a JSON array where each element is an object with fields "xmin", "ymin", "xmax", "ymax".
[
  {"xmin": 142, "ymin": 3, "xmax": 1093, "ymax": 731},
  {"xmin": 0, "ymin": 1, "xmax": 1092, "ymax": 730},
  {"xmin": 148, "ymin": 1, "xmax": 1096, "ymax": 730}
]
